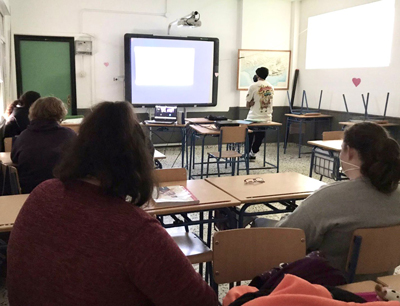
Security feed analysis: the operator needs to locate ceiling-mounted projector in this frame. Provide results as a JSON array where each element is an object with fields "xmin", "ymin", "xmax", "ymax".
[{"xmin": 168, "ymin": 11, "xmax": 201, "ymax": 34}]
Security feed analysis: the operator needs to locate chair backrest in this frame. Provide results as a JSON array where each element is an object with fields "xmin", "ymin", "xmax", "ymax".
[
  {"xmin": 346, "ymin": 225, "xmax": 400, "ymax": 282},
  {"xmin": 0, "ymin": 163, "xmax": 6, "ymax": 195},
  {"xmin": 322, "ymin": 131, "xmax": 344, "ymax": 141},
  {"xmin": 4, "ymin": 137, "xmax": 12, "ymax": 152},
  {"xmin": 220, "ymin": 126, "xmax": 248, "ymax": 144},
  {"xmin": 8, "ymin": 165, "xmax": 21, "ymax": 194},
  {"xmin": 154, "ymin": 168, "xmax": 187, "ymax": 183},
  {"xmin": 0, "ymin": 163, "xmax": 21, "ymax": 195},
  {"xmin": 212, "ymin": 228, "xmax": 306, "ymax": 284}
]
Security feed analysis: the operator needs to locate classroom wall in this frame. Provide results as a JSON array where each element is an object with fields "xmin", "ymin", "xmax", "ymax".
[
  {"xmin": 9, "ymin": 0, "xmax": 293, "ymax": 112},
  {"xmin": 296, "ymin": 0, "xmax": 400, "ymax": 118},
  {"xmin": 240, "ymin": 0, "xmax": 292, "ymax": 108}
]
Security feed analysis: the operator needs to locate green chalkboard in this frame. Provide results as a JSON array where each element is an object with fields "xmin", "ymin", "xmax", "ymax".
[{"xmin": 15, "ymin": 35, "xmax": 77, "ymax": 115}]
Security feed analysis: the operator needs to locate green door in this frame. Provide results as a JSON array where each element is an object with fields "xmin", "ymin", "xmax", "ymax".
[{"xmin": 15, "ymin": 35, "xmax": 77, "ymax": 115}]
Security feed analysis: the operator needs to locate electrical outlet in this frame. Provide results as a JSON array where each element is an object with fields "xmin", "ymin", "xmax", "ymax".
[{"xmin": 113, "ymin": 76, "xmax": 125, "ymax": 81}]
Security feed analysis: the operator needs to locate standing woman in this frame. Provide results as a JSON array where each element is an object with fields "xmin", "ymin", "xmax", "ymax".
[
  {"xmin": 275, "ymin": 122, "xmax": 400, "ymax": 276},
  {"xmin": 7, "ymin": 101, "xmax": 218, "ymax": 306},
  {"xmin": 4, "ymin": 91, "xmax": 40, "ymax": 138},
  {"xmin": 11, "ymin": 97, "xmax": 76, "ymax": 193}
]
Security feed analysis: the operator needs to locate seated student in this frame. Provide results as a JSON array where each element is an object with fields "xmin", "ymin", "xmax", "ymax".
[
  {"xmin": 4, "ymin": 91, "xmax": 40, "ymax": 138},
  {"xmin": 11, "ymin": 97, "xmax": 76, "ymax": 193},
  {"xmin": 245, "ymin": 67, "xmax": 274, "ymax": 161},
  {"xmin": 7, "ymin": 101, "xmax": 218, "ymax": 306},
  {"xmin": 254, "ymin": 122, "xmax": 400, "ymax": 275}
]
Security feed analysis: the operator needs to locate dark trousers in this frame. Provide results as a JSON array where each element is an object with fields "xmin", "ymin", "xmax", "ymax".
[{"xmin": 248, "ymin": 131, "xmax": 265, "ymax": 154}]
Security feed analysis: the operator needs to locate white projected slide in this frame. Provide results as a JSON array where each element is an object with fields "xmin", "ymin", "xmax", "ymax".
[
  {"xmin": 306, "ymin": 0, "xmax": 395, "ymax": 69},
  {"xmin": 134, "ymin": 47, "xmax": 195, "ymax": 86}
]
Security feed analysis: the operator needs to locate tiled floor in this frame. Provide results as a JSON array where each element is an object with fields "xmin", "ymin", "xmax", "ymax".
[{"xmin": 0, "ymin": 143, "xmax": 333, "ymax": 305}]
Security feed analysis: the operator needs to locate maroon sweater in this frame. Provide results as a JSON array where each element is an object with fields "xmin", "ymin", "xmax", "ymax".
[{"xmin": 7, "ymin": 179, "xmax": 217, "ymax": 306}]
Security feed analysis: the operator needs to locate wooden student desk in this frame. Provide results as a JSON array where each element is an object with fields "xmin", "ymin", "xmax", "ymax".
[
  {"xmin": 339, "ymin": 121, "xmax": 400, "ymax": 142},
  {"xmin": 0, "ymin": 194, "xmax": 29, "ymax": 232},
  {"xmin": 144, "ymin": 179, "xmax": 241, "ymax": 246},
  {"xmin": 143, "ymin": 121, "xmax": 188, "ymax": 168},
  {"xmin": 284, "ymin": 113, "xmax": 333, "ymax": 158},
  {"xmin": 186, "ymin": 118, "xmax": 215, "ymax": 124},
  {"xmin": 307, "ymin": 140, "xmax": 343, "ymax": 180},
  {"xmin": 307, "ymin": 140, "xmax": 342, "ymax": 152},
  {"xmin": 1, "ymin": 151, "xmax": 165, "ymax": 168},
  {"xmin": 206, "ymin": 172, "xmax": 325, "ymax": 227},
  {"xmin": 187, "ymin": 121, "xmax": 282, "ymax": 179},
  {"xmin": 0, "ymin": 179, "xmax": 239, "ymax": 231},
  {"xmin": 144, "ymin": 179, "xmax": 240, "ymax": 216},
  {"xmin": 61, "ymin": 118, "xmax": 83, "ymax": 133}
]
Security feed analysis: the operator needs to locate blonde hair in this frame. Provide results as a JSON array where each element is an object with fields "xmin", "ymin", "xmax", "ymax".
[{"xmin": 29, "ymin": 97, "xmax": 68, "ymax": 122}]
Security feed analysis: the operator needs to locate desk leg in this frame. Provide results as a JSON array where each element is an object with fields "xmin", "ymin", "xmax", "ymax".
[
  {"xmin": 313, "ymin": 118, "xmax": 317, "ymax": 140},
  {"xmin": 192, "ymin": 134, "xmax": 196, "ymax": 169},
  {"xmin": 200, "ymin": 135, "xmax": 206, "ymax": 179},
  {"xmin": 309, "ymin": 147, "xmax": 315, "ymax": 177},
  {"xmin": 284, "ymin": 118, "xmax": 290, "ymax": 154},
  {"xmin": 276, "ymin": 126, "xmax": 280, "ymax": 173},
  {"xmin": 263, "ymin": 128, "xmax": 267, "ymax": 167},
  {"xmin": 238, "ymin": 204, "xmax": 251, "ymax": 228},
  {"xmin": 333, "ymin": 154, "xmax": 341, "ymax": 181},
  {"xmin": 298, "ymin": 119, "xmax": 303, "ymax": 158},
  {"xmin": 181, "ymin": 127, "xmax": 186, "ymax": 168},
  {"xmin": 189, "ymin": 132, "xmax": 194, "ymax": 179},
  {"xmin": 185, "ymin": 128, "xmax": 190, "ymax": 169},
  {"xmin": 199, "ymin": 211, "xmax": 204, "ymax": 275}
]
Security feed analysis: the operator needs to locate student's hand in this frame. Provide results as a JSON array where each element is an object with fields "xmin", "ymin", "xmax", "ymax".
[{"xmin": 248, "ymin": 100, "xmax": 255, "ymax": 107}]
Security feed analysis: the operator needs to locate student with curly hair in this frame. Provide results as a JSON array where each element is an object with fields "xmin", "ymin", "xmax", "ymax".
[{"xmin": 11, "ymin": 97, "xmax": 76, "ymax": 193}]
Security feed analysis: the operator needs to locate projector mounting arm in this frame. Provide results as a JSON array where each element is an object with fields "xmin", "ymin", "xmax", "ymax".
[{"xmin": 167, "ymin": 11, "xmax": 201, "ymax": 35}]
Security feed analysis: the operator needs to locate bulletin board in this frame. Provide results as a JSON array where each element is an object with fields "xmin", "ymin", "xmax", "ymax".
[{"xmin": 14, "ymin": 35, "xmax": 77, "ymax": 115}]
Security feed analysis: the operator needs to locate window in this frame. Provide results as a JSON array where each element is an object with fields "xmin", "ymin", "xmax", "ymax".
[{"xmin": 305, "ymin": 0, "xmax": 395, "ymax": 69}]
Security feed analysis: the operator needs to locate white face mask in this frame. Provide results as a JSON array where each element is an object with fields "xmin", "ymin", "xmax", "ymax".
[{"xmin": 339, "ymin": 159, "xmax": 360, "ymax": 174}]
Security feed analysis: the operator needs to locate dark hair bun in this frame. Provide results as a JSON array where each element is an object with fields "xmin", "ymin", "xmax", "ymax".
[{"xmin": 344, "ymin": 122, "xmax": 400, "ymax": 194}]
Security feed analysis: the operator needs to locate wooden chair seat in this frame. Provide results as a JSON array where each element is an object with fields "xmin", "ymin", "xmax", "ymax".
[
  {"xmin": 207, "ymin": 151, "xmax": 243, "ymax": 159},
  {"xmin": 167, "ymin": 228, "xmax": 212, "ymax": 264}
]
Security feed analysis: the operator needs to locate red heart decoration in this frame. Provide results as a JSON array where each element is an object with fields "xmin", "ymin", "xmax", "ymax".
[
  {"xmin": 104, "ymin": 62, "xmax": 109, "ymax": 67},
  {"xmin": 352, "ymin": 78, "xmax": 361, "ymax": 87}
]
